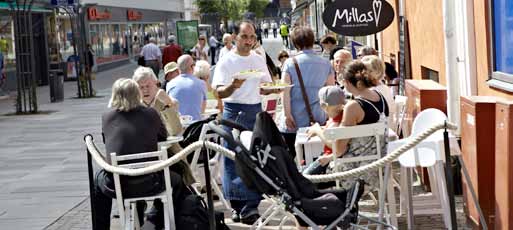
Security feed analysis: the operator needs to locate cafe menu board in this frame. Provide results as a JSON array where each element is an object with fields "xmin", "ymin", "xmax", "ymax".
[{"xmin": 176, "ymin": 20, "xmax": 199, "ymax": 52}]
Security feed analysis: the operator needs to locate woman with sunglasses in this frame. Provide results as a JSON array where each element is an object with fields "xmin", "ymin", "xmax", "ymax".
[{"xmin": 191, "ymin": 34, "xmax": 209, "ymax": 62}]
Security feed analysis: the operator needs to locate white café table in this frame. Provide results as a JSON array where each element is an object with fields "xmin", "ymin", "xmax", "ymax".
[{"xmin": 294, "ymin": 127, "xmax": 324, "ymax": 167}]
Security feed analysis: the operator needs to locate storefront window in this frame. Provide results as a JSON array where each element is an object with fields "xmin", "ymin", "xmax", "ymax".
[
  {"xmin": 56, "ymin": 14, "xmax": 75, "ymax": 63},
  {"xmin": 90, "ymin": 23, "xmax": 129, "ymax": 64},
  {"xmin": 488, "ymin": 0, "xmax": 513, "ymax": 91},
  {"xmin": 0, "ymin": 15, "xmax": 16, "ymax": 69},
  {"xmin": 493, "ymin": 0, "xmax": 513, "ymax": 76}
]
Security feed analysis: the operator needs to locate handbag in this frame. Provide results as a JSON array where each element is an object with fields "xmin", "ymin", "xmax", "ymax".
[
  {"xmin": 137, "ymin": 55, "xmax": 145, "ymax": 66},
  {"xmin": 292, "ymin": 57, "xmax": 316, "ymax": 124}
]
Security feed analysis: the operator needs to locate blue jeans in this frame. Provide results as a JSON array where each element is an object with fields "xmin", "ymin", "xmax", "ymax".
[{"xmin": 222, "ymin": 102, "xmax": 262, "ymax": 216}]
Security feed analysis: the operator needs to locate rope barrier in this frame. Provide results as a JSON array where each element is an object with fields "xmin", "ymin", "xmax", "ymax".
[{"xmin": 85, "ymin": 122, "xmax": 457, "ymax": 183}]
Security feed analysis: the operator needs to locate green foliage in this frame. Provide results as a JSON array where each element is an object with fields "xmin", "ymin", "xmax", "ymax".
[
  {"xmin": 247, "ymin": 0, "xmax": 269, "ymax": 18},
  {"xmin": 195, "ymin": 0, "xmax": 270, "ymax": 20}
]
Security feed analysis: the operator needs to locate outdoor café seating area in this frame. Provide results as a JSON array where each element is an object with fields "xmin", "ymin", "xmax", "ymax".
[{"xmin": 83, "ymin": 79, "xmax": 512, "ymax": 229}]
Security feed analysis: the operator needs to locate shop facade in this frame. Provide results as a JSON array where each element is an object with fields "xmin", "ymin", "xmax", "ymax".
[
  {"xmin": 0, "ymin": 3, "xmax": 55, "ymax": 91},
  {"xmin": 81, "ymin": 5, "xmax": 182, "ymax": 71}
]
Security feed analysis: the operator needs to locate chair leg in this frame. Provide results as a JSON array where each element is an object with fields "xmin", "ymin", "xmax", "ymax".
[
  {"xmin": 162, "ymin": 199, "xmax": 170, "ymax": 230},
  {"xmin": 126, "ymin": 202, "xmax": 134, "ymax": 230},
  {"xmin": 404, "ymin": 167, "xmax": 414, "ymax": 230},
  {"xmin": 132, "ymin": 203, "xmax": 140, "ymax": 230},
  {"xmin": 377, "ymin": 165, "xmax": 388, "ymax": 230},
  {"xmin": 211, "ymin": 177, "xmax": 231, "ymax": 210},
  {"xmin": 386, "ymin": 166, "xmax": 398, "ymax": 227},
  {"xmin": 435, "ymin": 161, "xmax": 452, "ymax": 229}
]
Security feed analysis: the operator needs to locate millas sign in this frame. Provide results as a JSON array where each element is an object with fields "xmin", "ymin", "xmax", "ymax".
[{"xmin": 322, "ymin": 0, "xmax": 395, "ymax": 36}]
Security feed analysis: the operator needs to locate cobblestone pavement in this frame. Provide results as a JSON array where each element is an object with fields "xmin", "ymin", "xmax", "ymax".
[
  {"xmin": 0, "ymin": 63, "xmax": 138, "ymax": 229},
  {"xmin": 45, "ymin": 189, "xmax": 474, "ymax": 230}
]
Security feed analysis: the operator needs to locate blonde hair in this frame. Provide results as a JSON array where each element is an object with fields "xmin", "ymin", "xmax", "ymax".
[
  {"xmin": 108, "ymin": 78, "xmax": 141, "ymax": 112},
  {"xmin": 193, "ymin": 60, "xmax": 211, "ymax": 80},
  {"xmin": 222, "ymin": 33, "xmax": 232, "ymax": 43},
  {"xmin": 361, "ymin": 55, "xmax": 385, "ymax": 84},
  {"xmin": 132, "ymin": 66, "xmax": 158, "ymax": 83}
]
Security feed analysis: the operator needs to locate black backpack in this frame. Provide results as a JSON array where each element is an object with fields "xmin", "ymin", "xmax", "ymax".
[
  {"xmin": 176, "ymin": 194, "xmax": 230, "ymax": 230},
  {"xmin": 179, "ymin": 115, "xmax": 218, "ymax": 163}
]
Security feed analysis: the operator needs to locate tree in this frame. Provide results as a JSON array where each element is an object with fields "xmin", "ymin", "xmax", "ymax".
[
  {"xmin": 247, "ymin": 0, "xmax": 268, "ymax": 18},
  {"xmin": 195, "ymin": 0, "xmax": 266, "ymax": 21}
]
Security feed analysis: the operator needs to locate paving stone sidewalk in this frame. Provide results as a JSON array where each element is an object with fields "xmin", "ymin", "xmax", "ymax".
[{"xmin": 0, "ymin": 63, "xmax": 138, "ymax": 230}]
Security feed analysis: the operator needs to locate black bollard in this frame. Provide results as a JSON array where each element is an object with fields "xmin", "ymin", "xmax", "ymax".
[{"xmin": 443, "ymin": 122, "xmax": 457, "ymax": 229}]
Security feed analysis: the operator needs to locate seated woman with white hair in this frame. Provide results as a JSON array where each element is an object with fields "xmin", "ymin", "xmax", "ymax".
[
  {"xmin": 194, "ymin": 60, "xmax": 223, "ymax": 111},
  {"xmin": 93, "ymin": 78, "xmax": 188, "ymax": 230},
  {"xmin": 218, "ymin": 33, "xmax": 235, "ymax": 60}
]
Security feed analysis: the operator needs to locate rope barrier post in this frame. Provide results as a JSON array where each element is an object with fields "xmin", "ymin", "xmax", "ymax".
[
  {"xmin": 85, "ymin": 135, "xmax": 97, "ymax": 230},
  {"xmin": 443, "ymin": 122, "xmax": 458, "ymax": 229},
  {"xmin": 202, "ymin": 142, "xmax": 216, "ymax": 230}
]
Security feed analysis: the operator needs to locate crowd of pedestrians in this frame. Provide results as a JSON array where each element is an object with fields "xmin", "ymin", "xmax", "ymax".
[{"xmin": 94, "ymin": 18, "xmax": 401, "ymax": 229}]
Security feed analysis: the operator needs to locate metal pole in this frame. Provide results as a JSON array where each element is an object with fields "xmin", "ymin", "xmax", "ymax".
[
  {"xmin": 443, "ymin": 122, "xmax": 458, "ymax": 229},
  {"xmin": 202, "ymin": 143, "xmax": 216, "ymax": 230},
  {"xmin": 67, "ymin": 5, "xmax": 82, "ymax": 98},
  {"xmin": 314, "ymin": 0, "xmax": 319, "ymax": 39},
  {"xmin": 85, "ymin": 134, "xmax": 97, "ymax": 230}
]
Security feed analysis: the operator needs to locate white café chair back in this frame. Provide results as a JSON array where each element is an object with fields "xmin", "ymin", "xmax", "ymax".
[
  {"xmin": 189, "ymin": 124, "xmax": 230, "ymax": 210},
  {"xmin": 393, "ymin": 95, "xmax": 408, "ymax": 135},
  {"xmin": 398, "ymin": 108, "xmax": 447, "ymax": 168},
  {"xmin": 110, "ymin": 149, "xmax": 176, "ymax": 230},
  {"xmin": 390, "ymin": 108, "xmax": 453, "ymax": 229},
  {"xmin": 324, "ymin": 122, "xmax": 398, "ymax": 226}
]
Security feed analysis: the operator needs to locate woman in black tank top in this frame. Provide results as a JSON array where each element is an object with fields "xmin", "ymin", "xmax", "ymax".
[
  {"xmin": 305, "ymin": 60, "xmax": 388, "ymax": 174},
  {"xmin": 355, "ymin": 90, "xmax": 389, "ymax": 125}
]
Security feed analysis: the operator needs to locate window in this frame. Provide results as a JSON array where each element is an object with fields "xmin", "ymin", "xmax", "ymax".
[
  {"xmin": 0, "ymin": 15, "xmax": 15, "ymax": 69},
  {"xmin": 421, "ymin": 66, "xmax": 439, "ymax": 83},
  {"xmin": 488, "ymin": 0, "xmax": 513, "ymax": 91}
]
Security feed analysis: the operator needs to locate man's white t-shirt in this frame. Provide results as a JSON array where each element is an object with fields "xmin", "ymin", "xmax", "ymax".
[{"xmin": 212, "ymin": 51, "xmax": 272, "ymax": 104}]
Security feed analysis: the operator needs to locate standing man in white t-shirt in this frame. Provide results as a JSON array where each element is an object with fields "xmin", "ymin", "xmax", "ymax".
[{"xmin": 212, "ymin": 21, "xmax": 279, "ymax": 225}]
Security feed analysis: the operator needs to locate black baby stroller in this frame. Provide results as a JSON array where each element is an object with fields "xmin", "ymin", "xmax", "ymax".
[{"xmin": 207, "ymin": 112, "xmax": 396, "ymax": 229}]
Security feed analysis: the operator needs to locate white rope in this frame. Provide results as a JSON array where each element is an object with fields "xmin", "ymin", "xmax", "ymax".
[
  {"xmin": 85, "ymin": 136, "xmax": 235, "ymax": 176},
  {"xmin": 85, "ymin": 122, "xmax": 457, "ymax": 183}
]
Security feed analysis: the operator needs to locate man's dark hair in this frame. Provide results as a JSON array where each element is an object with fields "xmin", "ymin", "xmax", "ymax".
[
  {"xmin": 320, "ymin": 35, "xmax": 337, "ymax": 45},
  {"xmin": 385, "ymin": 62, "xmax": 398, "ymax": 80},
  {"xmin": 290, "ymin": 26, "xmax": 314, "ymax": 50},
  {"xmin": 233, "ymin": 20, "xmax": 256, "ymax": 35}
]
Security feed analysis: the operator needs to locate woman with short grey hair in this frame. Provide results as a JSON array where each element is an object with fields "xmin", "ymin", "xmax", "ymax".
[
  {"xmin": 108, "ymin": 78, "xmax": 142, "ymax": 112},
  {"xmin": 194, "ymin": 60, "xmax": 223, "ymax": 111},
  {"xmin": 95, "ymin": 77, "xmax": 187, "ymax": 230}
]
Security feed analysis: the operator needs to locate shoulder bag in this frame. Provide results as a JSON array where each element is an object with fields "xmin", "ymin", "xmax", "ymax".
[{"xmin": 292, "ymin": 57, "xmax": 315, "ymax": 125}]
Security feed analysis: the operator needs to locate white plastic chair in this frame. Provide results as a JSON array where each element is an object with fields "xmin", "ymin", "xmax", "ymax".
[
  {"xmin": 110, "ymin": 149, "xmax": 176, "ymax": 230},
  {"xmin": 189, "ymin": 124, "xmax": 230, "ymax": 210},
  {"xmin": 323, "ymin": 122, "xmax": 398, "ymax": 227},
  {"xmin": 388, "ymin": 108, "xmax": 454, "ymax": 229}
]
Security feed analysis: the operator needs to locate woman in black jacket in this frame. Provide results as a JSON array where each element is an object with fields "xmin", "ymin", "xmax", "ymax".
[{"xmin": 93, "ymin": 78, "xmax": 187, "ymax": 230}]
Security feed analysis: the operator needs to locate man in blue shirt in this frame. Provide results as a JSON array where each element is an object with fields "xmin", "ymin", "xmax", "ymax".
[{"xmin": 167, "ymin": 54, "xmax": 207, "ymax": 121}]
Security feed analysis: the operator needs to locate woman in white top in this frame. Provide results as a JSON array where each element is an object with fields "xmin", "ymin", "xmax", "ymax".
[
  {"xmin": 361, "ymin": 55, "xmax": 396, "ymax": 127},
  {"xmin": 218, "ymin": 33, "xmax": 234, "ymax": 60},
  {"xmin": 191, "ymin": 34, "xmax": 209, "ymax": 61}
]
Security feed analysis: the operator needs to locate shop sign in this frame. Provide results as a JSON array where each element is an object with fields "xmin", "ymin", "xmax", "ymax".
[
  {"xmin": 127, "ymin": 10, "xmax": 143, "ymax": 21},
  {"xmin": 88, "ymin": 7, "xmax": 112, "ymax": 21},
  {"xmin": 322, "ymin": 0, "xmax": 394, "ymax": 36}
]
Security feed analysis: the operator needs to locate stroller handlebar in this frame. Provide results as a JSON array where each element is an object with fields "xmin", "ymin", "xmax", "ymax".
[{"xmin": 207, "ymin": 120, "xmax": 247, "ymax": 151}]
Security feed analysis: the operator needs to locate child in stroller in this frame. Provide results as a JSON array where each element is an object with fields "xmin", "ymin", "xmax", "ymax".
[{"xmin": 208, "ymin": 112, "xmax": 367, "ymax": 229}]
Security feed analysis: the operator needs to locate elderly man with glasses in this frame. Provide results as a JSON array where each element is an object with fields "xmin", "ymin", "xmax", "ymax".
[{"xmin": 166, "ymin": 54, "xmax": 207, "ymax": 121}]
